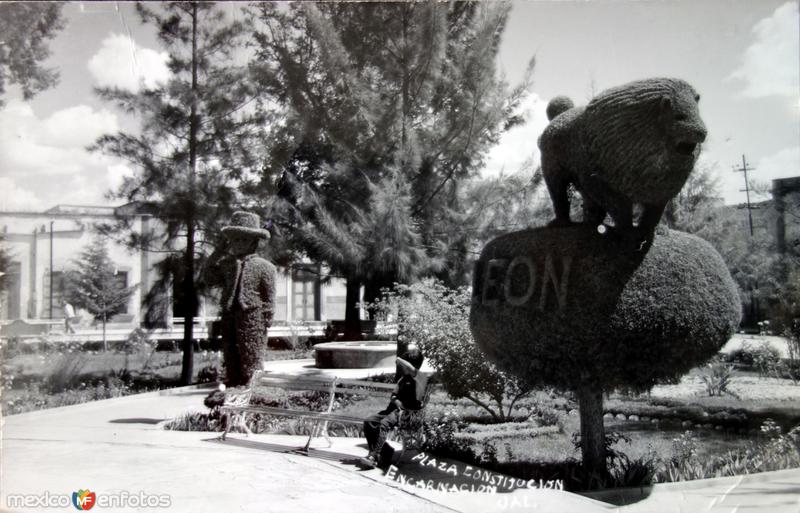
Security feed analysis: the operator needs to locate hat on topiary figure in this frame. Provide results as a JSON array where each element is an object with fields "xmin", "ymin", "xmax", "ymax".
[{"xmin": 222, "ymin": 211, "xmax": 271, "ymax": 240}]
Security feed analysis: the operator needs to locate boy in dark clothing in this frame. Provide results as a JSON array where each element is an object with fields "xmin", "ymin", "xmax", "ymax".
[{"xmin": 359, "ymin": 355, "xmax": 423, "ymax": 469}]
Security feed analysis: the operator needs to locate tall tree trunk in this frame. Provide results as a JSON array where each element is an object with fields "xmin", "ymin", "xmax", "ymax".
[
  {"xmin": 180, "ymin": 1, "xmax": 199, "ymax": 386},
  {"xmin": 395, "ymin": 300, "xmax": 409, "ymax": 361},
  {"xmin": 399, "ymin": 3, "xmax": 410, "ymax": 180},
  {"xmin": 343, "ymin": 277, "xmax": 362, "ymax": 341},
  {"xmin": 576, "ymin": 385, "xmax": 608, "ymax": 481},
  {"xmin": 102, "ymin": 311, "xmax": 107, "ymax": 352},
  {"xmin": 181, "ymin": 231, "xmax": 197, "ymax": 385},
  {"xmin": 363, "ymin": 275, "xmax": 391, "ymax": 320}
]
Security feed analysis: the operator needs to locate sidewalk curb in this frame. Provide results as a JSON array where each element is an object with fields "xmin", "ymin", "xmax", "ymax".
[{"xmin": 580, "ymin": 467, "xmax": 800, "ymax": 504}]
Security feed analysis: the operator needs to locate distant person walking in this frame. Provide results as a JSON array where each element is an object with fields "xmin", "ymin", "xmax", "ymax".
[{"xmin": 63, "ymin": 301, "xmax": 76, "ymax": 334}]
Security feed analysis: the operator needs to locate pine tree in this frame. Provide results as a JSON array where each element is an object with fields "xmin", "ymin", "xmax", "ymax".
[
  {"xmin": 66, "ymin": 238, "xmax": 136, "ymax": 351},
  {"xmin": 0, "ymin": 2, "xmax": 65, "ymax": 106},
  {"xmin": 92, "ymin": 2, "xmax": 266, "ymax": 383},
  {"xmin": 455, "ymin": 168, "xmax": 551, "ymax": 283},
  {"xmin": 251, "ymin": 2, "xmax": 533, "ymax": 335}
]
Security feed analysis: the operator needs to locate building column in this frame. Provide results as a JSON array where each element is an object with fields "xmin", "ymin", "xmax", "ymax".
[
  {"xmin": 28, "ymin": 229, "xmax": 38, "ymax": 319},
  {"xmin": 285, "ymin": 268, "xmax": 293, "ymax": 323},
  {"xmin": 139, "ymin": 215, "xmax": 151, "ymax": 325}
]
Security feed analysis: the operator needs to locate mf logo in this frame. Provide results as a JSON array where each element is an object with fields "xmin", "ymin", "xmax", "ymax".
[{"xmin": 72, "ymin": 490, "xmax": 96, "ymax": 510}]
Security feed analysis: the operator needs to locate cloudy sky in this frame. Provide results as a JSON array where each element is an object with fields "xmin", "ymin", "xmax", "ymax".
[{"xmin": 1, "ymin": 0, "xmax": 798, "ymax": 211}]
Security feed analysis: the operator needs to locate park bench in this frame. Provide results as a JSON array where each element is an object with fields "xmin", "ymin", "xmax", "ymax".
[
  {"xmin": 219, "ymin": 370, "xmax": 432, "ymax": 455},
  {"xmin": 323, "ymin": 320, "xmax": 379, "ymax": 341}
]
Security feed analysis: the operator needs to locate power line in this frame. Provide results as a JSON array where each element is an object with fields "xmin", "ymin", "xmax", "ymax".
[{"xmin": 733, "ymin": 154, "xmax": 756, "ymax": 237}]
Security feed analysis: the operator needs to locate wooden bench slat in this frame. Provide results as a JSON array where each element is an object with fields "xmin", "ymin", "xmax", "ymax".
[
  {"xmin": 334, "ymin": 378, "xmax": 397, "ymax": 390},
  {"xmin": 221, "ymin": 405, "xmax": 365, "ymax": 425},
  {"xmin": 257, "ymin": 377, "xmax": 334, "ymax": 386},
  {"xmin": 254, "ymin": 383, "xmax": 393, "ymax": 397},
  {"xmin": 256, "ymin": 383, "xmax": 337, "ymax": 394},
  {"xmin": 261, "ymin": 372, "xmax": 334, "ymax": 381},
  {"xmin": 260, "ymin": 372, "xmax": 397, "ymax": 390}
]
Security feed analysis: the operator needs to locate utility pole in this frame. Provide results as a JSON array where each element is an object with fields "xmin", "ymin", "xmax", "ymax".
[
  {"xmin": 734, "ymin": 154, "xmax": 756, "ymax": 236},
  {"xmin": 733, "ymin": 154, "xmax": 759, "ymax": 327}
]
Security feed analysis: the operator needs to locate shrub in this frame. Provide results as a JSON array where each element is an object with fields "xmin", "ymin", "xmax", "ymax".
[
  {"xmin": 611, "ymin": 454, "xmax": 660, "ymax": 489},
  {"xmin": 3, "ymin": 380, "xmax": 133, "ymax": 415},
  {"xmin": 751, "ymin": 342, "xmax": 783, "ymax": 378},
  {"xmin": 197, "ymin": 365, "xmax": 220, "ymax": 383},
  {"xmin": 535, "ymin": 406, "xmax": 564, "ymax": 427},
  {"xmin": 421, "ymin": 410, "xmax": 476, "ymax": 462},
  {"xmin": 478, "ymin": 440, "xmax": 499, "ymax": 465},
  {"xmin": 162, "ymin": 411, "xmax": 217, "ymax": 432},
  {"xmin": 1, "ymin": 337, "xmax": 22, "ymax": 359},
  {"xmin": 768, "ymin": 267, "xmax": 800, "ymax": 384},
  {"xmin": 458, "ymin": 417, "xmax": 563, "ymax": 443},
  {"xmin": 367, "ymin": 280, "xmax": 532, "ymax": 421},
  {"xmin": 781, "ymin": 328, "xmax": 800, "ymax": 385},
  {"xmin": 46, "ymin": 352, "xmax": 87, "ymax": 393},
  {"xmin": 700, "ymin": 362, "xmax": 739, "ymax": 398},
  {"xmin": 656, "ymin": 421, "xmax": 800, "ymax": 482}
]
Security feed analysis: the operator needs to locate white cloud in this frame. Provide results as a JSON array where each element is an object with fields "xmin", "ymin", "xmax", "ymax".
[
  {"xmin": 42, "ymin": 105, "xmax": 119, "ymax": 148},
  {"xmin": 482, "ymin": 92, "xmax": 549, "ymax": 177},
  {"xmin": 0, "ymin": 100, "xmax": 128, "ymax": 209},
  {"xmin": 758, "ymin": 146, "xmax": 800, "ymax": 183},
  {"xmin": 0, "ymin": 177, "xmax": 43, "ymax": 211},
  {"xmin": 88, "ymin": 33, "xmax": 170, "ymax": 92},
  {"xmin": 728, "ymin": 2, "xmax": 800, "ymax": 98}
]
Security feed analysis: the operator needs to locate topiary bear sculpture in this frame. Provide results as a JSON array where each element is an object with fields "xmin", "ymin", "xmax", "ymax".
[{"xmin": 538, "ymin": 77, "xmax": 707, "ymax": 236}]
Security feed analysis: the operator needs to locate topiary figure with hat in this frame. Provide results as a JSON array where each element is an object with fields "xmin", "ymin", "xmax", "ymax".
[{"xmin": 202, "ymin": 211, "xmax": 276, "ymax": 386}]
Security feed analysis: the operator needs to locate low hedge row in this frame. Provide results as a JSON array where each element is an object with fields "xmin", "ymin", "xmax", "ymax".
[
  {"xmin": 455, "ymin": 424, "xmax": 561, "ymax": 442},
  {"xmin": 601, "ymin": 398, "xmax": 800, "ymax": 432}
]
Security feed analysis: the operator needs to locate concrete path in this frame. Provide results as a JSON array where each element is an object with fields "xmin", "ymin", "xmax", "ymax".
[
  {"xmin": 0, "ymin": 386, "xmax": 604, "ymax": 513},
  {"xmin": 587, "ymin": 468, "xmax": 800, "ymax": 513}
]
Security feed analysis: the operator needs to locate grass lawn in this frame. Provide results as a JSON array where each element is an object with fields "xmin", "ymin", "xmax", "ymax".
[
  {"xmin": 1, "ymin": 347, "xmax": 313, "ymax": 415},
  {"xmin": 5, "ymin": 342, "xmax": 799, "ymax": 491},
  {"xmin": 261, "ymin": 371, "xmax": 799, "ymax": 472}
]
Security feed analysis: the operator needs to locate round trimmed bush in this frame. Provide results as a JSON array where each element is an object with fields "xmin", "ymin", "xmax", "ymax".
[
  {"xmin": 470, "ymin": 226, "xmax": 741, "ymax": 392},
  {"xmin": 470, "ymin": 225, "xmax": 741, "ymax": 476}
]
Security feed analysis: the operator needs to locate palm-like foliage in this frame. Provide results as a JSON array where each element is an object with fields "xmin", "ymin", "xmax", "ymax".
[{"xmin": 253, "ymin": 2, "xmax": 533, "ymax": 332}]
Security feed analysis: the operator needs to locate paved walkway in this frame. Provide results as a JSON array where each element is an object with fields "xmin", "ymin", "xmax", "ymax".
[
  {"xmin": 0, "ymin": 386, "xmax": 604, "ymax": 513},
  {"xmin": 1, "ymin": 363, "xmax": 798, "ymax": 513}
]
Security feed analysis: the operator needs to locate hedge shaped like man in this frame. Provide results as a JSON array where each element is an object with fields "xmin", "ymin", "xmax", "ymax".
[{"xmin": 203, "ymin": 211, "xmax": 276, "ymax": 386}]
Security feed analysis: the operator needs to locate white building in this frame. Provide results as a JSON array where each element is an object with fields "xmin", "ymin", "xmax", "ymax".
[{"xmin": 0, "ymin": 204, "xmax": 349, "ymax": 325}]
